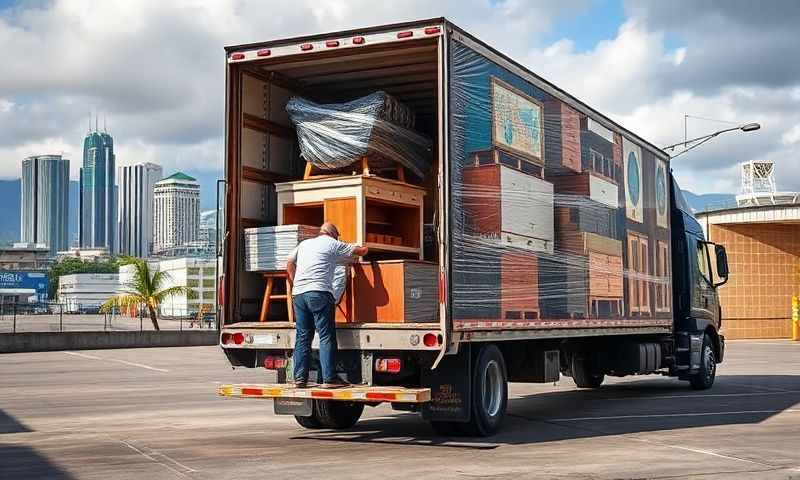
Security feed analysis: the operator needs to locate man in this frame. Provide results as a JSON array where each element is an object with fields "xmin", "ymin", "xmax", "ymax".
[{"xmin": 287, "ymin": 222, "xmax": 368, "ymax": 388}]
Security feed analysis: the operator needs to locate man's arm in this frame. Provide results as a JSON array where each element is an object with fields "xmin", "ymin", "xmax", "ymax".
[
  {"xmin": 286, "ymin": 246, "xmax": 298, "ymax": 284},
  {"xmin": 352, "ymin": 245, "xmax": 369, "ymax": 257}
]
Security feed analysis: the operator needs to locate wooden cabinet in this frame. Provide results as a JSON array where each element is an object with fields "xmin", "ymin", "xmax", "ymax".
[
  {"xmin": 462, "ymin": 164, "xmax": 554, "ymax": 253},
  {"xmin": 334, "ymin": 260, "xmax": 438, "ymax": 323},
  {"xmin": 276, "ymin": 175, "xmax": 425, "ymax": 258}
]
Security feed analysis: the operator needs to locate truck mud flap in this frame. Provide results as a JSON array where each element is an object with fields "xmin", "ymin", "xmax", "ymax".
[
  {"xmin": 421, "ymin": 343, "xmax": 471, "ymax": 423},
  {"xmin": 274, "ymin": 397, "xmax": 313, "ymax": 417}
]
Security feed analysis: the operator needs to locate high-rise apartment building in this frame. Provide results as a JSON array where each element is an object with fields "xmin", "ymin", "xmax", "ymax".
[
  {"xmin": 153, "ymin": 172, "xmax": 200, "ymax": 253},
  {"xmin": 80, "ymin": 128, "xmax": 116, "ymax": 252},
  {"xmin": 20, "ymin": 154, "xmax": 70, "ymax": 256},
  {"xmin": 118, "ymin": 162, "xmax": 163, "ymax": 257}
]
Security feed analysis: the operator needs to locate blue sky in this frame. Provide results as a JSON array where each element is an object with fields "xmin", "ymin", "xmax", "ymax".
[{"xmin": 1, "ymin": 0, "xmax": 799, "ymax": 204}]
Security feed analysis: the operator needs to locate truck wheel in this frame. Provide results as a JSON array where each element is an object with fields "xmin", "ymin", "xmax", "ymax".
[
  {"xmin": 689, "ymin": 334, "xmax": 716, "ymax": 390},
  {"xmin": 316, "ymin": 400, "xmax": 364, "ymax": 429},
  {"xmin": 294, "ymin": 400, "xmax": 323, "ymax": 429},
  {"xmin": 463, "ymin": 344, "xmax": 508, "ymax": 437},
  {"xmin": 571, "ymin": 353, "xmax": 604, "ymax": 388}
]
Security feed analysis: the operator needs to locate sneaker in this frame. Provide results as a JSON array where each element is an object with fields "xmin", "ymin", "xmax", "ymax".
[
  {"xmin": 320, "ymin": 377, "xmax": 350, "ymax": 389},
  {"xmin": 294, "ymin": 379, "xmax": 308, "ymax": 389}
]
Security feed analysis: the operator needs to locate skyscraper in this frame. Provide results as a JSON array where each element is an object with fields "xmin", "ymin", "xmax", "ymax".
[
  {"xmin": 153, "ymin": 172, "xmax": 200, "ymax": 253},
  {"xmin": 20, "ymin": 154, "xmax": 70, "ymax": 256},
  {"xmin": 80, "ymin": 126, "xmax": 116, "ymax": 252},
  {"xmin": 118, "ymin": 162, "xmax": 163, "ymax": 257}
]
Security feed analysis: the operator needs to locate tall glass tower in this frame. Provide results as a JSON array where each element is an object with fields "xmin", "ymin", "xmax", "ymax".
[
  {"xmin": 79, "ymin": 127, "xmax": 116, "ymax": 253},
  {"xmin": 20, "ymin": 154, "xmax": 70, "ymax": 256}
]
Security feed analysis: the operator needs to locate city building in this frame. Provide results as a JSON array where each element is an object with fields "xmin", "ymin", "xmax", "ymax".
[
  {"xmin": 21, "ymin": 154, "xmax": 71, "ymax": 256},
  {"xmin": 153, "ymin": 172, "xmax": 200, "ymax": 254},
  {"xmin": 80, "ymin": 126, "xmax": 116, "ymax": 253},
  {"xmin": 199, "ymin": 209, "xmax": 218, "ymax": 252},
  {"xmin": 57, "ymin": 273, "xmax": 121, "ymax": 313},
  {"xmin": 118, "ymin": 162, "xmax": 163, "ymax": 257},
  {"xmin": 696, "ymin": 160, "xmax": 800, "ymax": 340},
  {"xmin": 0, "ymin": 243, "xmax": 53, "ymax": 271},
  {"xmin": 0, "ymin": 271, "xmax": 49, "ymax": 305},
  {"xmin": 56, "ymin": 246, "xmax": 111, "ymax": 262}
]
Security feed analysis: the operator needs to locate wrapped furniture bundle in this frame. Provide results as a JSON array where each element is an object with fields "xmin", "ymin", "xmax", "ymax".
[{"xmin": 286, "ymin": 91, "xmax": 433, "ymax": 178}]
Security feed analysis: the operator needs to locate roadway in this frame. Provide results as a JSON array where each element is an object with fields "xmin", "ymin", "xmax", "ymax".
[{"xmin": 1, "ymin": 341, "xmax": 799, "ymax": 479}]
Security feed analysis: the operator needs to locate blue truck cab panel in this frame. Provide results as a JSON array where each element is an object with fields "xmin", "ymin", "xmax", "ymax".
[{"xmin": 670, "ymin": 174, "xmax": 728, "ymax": 363}]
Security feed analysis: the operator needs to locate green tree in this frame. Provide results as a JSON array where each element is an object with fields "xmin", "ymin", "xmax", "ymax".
[
  {"xmin": 48, "ymin": 256, "xmax": 120, "ymax": 299},
  {"xmin": 100, "ymin": 257, "xmax": 196, "ymax": 331}
]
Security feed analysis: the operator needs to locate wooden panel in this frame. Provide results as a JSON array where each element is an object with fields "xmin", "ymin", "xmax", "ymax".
[
  {"xmin": 462, "ymin": 166, "xmax": 501, "ymax": 234},
  {"xmin": 561, "ymin": 104, "xmax": 582, "ymax": 172},
  {"xmin": 324, "ymin": 197, "xmax": 357, "ymax": 243},
  {"xmin": 500, "ymin": 251, "xmax": 540, "ymax": 319}
]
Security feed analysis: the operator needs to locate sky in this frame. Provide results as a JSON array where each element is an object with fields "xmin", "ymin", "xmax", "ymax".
[{"xmin": 1, "ymin": 0, "xmax": 799, "ymax": 206}]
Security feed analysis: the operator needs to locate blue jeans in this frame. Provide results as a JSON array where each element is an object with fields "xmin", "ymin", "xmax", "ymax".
[{"xmin": 292, "ymin": 291, "xmax": 337, "ymax": 383}]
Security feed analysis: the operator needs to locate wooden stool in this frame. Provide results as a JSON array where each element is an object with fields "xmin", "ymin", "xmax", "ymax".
[{"xmin": 259, "ymin": 272, "xmax": 294, "ymax": 323}]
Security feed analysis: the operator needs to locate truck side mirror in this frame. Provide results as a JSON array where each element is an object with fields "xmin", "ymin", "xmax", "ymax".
[{"xmin": 714, "ymin": 244, "xmax": 729, "ymax": 285}]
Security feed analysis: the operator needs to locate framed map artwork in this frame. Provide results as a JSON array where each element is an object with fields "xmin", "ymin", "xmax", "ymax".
[{"xmin": 491, "ymin": 77, "xmax": 544, "ymax": 164}]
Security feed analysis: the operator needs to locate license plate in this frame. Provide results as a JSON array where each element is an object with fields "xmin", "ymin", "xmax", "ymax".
[
  {"xmin": 274, "ymin": 397, "xmax": 313, "ymax": 416},
  {"xmin": 253, "ymin": 334, "xmax": 276, "ymax": 345}
]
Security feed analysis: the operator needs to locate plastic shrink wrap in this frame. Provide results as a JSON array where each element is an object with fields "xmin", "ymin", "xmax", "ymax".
[
  {"xmin": 448, "ymin": 40, "xmax": 672, "ymax": 330},
  {"xmin": 286, "ymin": 91, "xmax": 433, "ymax": 177}
]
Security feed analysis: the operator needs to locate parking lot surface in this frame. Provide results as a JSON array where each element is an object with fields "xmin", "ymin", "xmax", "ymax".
[{"xmin": 1, "ymin": 341, "xmax": 799, "ymax": 479}]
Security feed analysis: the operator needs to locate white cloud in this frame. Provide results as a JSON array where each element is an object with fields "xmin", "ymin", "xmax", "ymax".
[{"xmin": 1, "ymin": 0, "xmax": 799, "ymax": 198}]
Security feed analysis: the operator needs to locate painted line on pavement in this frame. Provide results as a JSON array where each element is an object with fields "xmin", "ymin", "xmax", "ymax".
[
  {"xmin": 600, "ymin": 390, "xmax": 800, "ymax": 401},
  {"xmin": 63, "ymin": 351, "xmax": 169, "ymax": 373},
  {"xmin": 548, "ymin": 409, "xmax": 800, "ymax": 422}
]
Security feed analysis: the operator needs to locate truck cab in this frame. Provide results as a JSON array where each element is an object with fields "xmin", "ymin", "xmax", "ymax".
[{"xmin": 669, "ymin": 174, "xmax": 729, "ymax": 388}]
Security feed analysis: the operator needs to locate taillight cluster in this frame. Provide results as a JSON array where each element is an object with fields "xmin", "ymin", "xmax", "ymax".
[
  {"xmin": 375, "ymin": 358, "xmax": 401, "ymax": 374},
  {"xmin": 263, "ymin": 356, "xmax": 287, "ymax": 369},
  {"xmin": 221, "ymin": 332, "xmax": 247, "ymax": 345},
  {"xmin": 423, "ymin": 333, "xmax": 441, "ymax": 347}
]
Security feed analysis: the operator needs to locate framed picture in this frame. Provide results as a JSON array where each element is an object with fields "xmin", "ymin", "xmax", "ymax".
[
  {"xmin": 655, "ymin": 158, "xmax": 669, "ymax": 228},
  {"xmin": 623, "ymin": 137, "xmax": 644, "ymax": 223},
  {"xmin": 491, "ymin": 77, "xmax": 544, "ymax": 164}
]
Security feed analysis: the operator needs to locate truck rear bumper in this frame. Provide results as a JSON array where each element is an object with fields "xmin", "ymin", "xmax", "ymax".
[
  {"xmin": 218, "ymin": 383, "xmax": 431, "ymax": 403},
  {"xmin": 220, "ymin": 322, "xmax": 443, "ymax": 351}
]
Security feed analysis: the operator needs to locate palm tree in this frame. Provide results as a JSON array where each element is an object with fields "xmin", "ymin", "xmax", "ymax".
[{"xmin": 101, "ymin": 257, "xmax": 196, "ymax": 331}]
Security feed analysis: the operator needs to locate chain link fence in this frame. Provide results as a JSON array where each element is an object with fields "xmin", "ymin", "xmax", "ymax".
[{"xmin": 0, "ymin": 302, "xmax": 218, "ymax": 334}]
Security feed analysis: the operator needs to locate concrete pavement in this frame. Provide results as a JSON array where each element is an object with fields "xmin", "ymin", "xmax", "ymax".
[{"xmin": 1, "ymin": 341, "xmax": 799, "ymax": 479}]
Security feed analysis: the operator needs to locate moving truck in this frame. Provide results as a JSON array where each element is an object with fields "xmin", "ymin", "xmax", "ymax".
[{"xmin": 217, "ymin": 18, "xmax": 730, "ymax": 436}]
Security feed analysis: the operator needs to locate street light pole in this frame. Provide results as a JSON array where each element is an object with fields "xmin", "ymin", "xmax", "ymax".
[{"xmin": 663, "ymin": 122, "xmax": 761, "ymax": 158}]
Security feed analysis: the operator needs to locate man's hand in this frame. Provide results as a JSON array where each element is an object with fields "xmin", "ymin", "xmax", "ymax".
[{"xmin": 353, "ymin": 245, "xmax": 369, "ymax": 257}]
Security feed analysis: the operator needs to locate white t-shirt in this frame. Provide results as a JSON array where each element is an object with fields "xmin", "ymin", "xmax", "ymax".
[{"xmin": 289, "ymin": 235, "xmax": 356, "ymax": 297}]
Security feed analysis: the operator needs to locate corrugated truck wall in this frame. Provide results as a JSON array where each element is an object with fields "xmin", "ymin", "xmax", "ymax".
[{"xmin": 449, "ymin": 38, "xmax": 672, "ymax": 329}]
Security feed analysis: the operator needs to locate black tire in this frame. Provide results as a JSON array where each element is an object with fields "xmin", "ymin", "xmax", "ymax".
[
  {"xmin": 294, "ymin": 400, "xmax": 323, "ymax": 429},
  {"xmin": 571, "ymin": 353, "xmax": 604, "ymax": 389},
  {"xmin": 462, "ymin": 344, "xmax": 508, "ymax": 437},
  {"xmin": 689, "ymin": 334, "xmax": 717, "ymax": 390},
  {"xmin": 316, "ymin": 400, "xmax": 364, "ymax": 429}
]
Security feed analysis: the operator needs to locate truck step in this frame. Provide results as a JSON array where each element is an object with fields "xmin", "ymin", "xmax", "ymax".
[{"xmin": 218, "ymin": 383, "xmax": 431, "ymax": 403}]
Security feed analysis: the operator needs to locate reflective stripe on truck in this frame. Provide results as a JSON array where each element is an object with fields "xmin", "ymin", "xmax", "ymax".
[{"xmin": 218, "ymin": 384, "xmax": 431, "ymax": 403}]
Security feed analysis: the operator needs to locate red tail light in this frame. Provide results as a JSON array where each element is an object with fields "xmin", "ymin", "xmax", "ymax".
[
  {"xmin": 423, "ymin": 333, "xmax": 438, "ymax": 347},
  {"xmin": 397, "ymin": 31, "xmax": 413, "ymax": 39},
  {"xmin": 300, "ymin": 43, "xmax": 313, "ymax": 51},
  {"xmin": 230, "ymin": 53, "xmax": 245, "ymax": 60},
  {"xmin": 352, "ymin": 36, "xmax": 365, "ymax": 45},
  {"xmin": 221, "ymin": 333, "xmax": 232, "ymax": 344},
  {"xmin": 325, "ymin": 40, "xmax": 340, "ymax": 48},
  {"xmin": 375, "ymin": 358, "xmax": 402, "ymax": 374},
  {"xmin": 232, "ymin": 332, "xmax": 245, "ymax": 345},
  {"xmin": 263, "ymin": 356, "xmax": 286, "ymax": 370},
  {"xmin": 424, "ymin": 26, "xmax": 441, "ymax": 35},
  {"xmin": 256, "ymin": 49, "xmax": 271, "ymax": 57}
]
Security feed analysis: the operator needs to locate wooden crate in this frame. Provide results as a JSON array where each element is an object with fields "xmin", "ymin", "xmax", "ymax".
[
  {"xmin": 499, "ymin": 250, "xmax": 540, "ymax": 320},
  {"xmin": 276, "ymin": 175, "xmax": 425, "ymax": 259},
  {"xmin": 335, "ymin": 260, "xmax": 438, "ymax": 323},
  {"xmin": 462, "ymin": 163, "xmax": 554, "ymax": 254}
]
